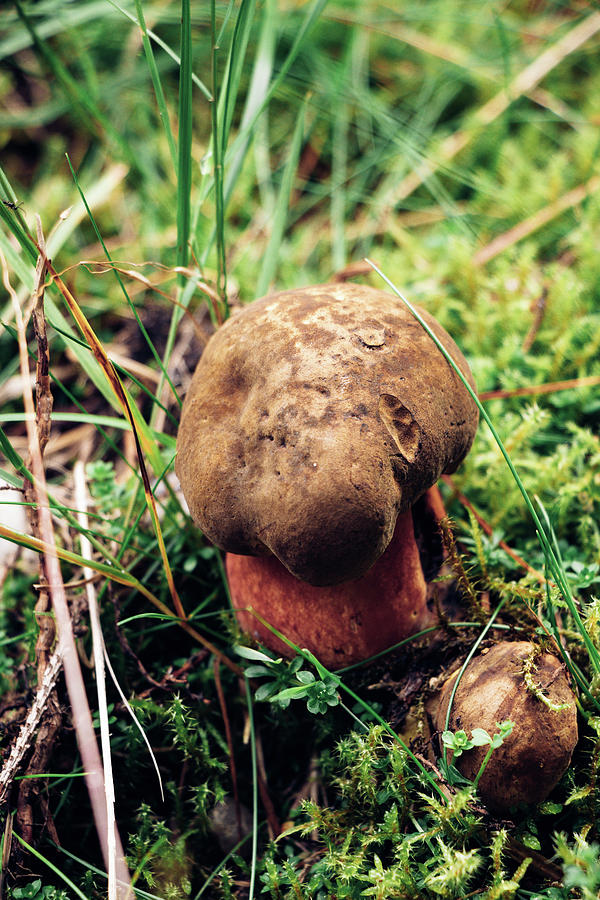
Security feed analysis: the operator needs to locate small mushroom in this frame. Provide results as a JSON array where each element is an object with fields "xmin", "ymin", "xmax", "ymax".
[
  {"xmin": 176, "ymin": 283, "xmax": 479, "ymax": 666},
  {"xmin": 432, "ymin": 641, "xmax": 578, "ymax": 811}
]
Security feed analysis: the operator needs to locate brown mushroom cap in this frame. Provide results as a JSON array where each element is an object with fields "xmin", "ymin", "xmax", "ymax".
[{"xmin": 176, "ymin": 282, "xmax": 478, "ymax": 585}]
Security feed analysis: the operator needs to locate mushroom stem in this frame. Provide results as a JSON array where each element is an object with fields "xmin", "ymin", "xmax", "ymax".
[{"xmin": 228, "ymin": 487, "xmax": 445, "ymax": 668}]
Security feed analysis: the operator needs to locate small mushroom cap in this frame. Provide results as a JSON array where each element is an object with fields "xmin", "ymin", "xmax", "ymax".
[
  {"xmin": 176, "ymin": 283, "xmax": 478, "ymax": 585},
  {"xmin": 434, "ymin": 641, "xmax": 578, "ymax": 811}
]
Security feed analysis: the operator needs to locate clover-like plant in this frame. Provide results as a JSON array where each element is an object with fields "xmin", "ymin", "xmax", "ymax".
[
  {"xmin": 236, "ymin": 645, "xmax": 340, "ymax": 714},
  {"xmin": 442, "ymin": 720, "xmax": 514, "ymax": 790}
]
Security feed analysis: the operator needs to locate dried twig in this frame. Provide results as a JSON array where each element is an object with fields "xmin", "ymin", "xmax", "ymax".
[
  {"xmin": 1, "ymin": 226, "xmax": 133, "ymax": 898},
  {"xmin": 522, "ymin": 288, "xmax": 548, "ymax": 353},
  {"xmin": 0, "ymin": 650, "xmax": 62, "ymax": 806},
  {"xmin": 254, "ymin": 726, "xmax": 281, "ymax": 839},
  {"xmin": 16, "ymin": 222, "xmax": 61, "ymax": 843},
  {"xmin": 479, "ymin": 373, "xmax": 600, "ymax": 402},
  {"xmin": 213, "ymin": 659, "xmax": 241, "ymax": 841},
  {"xmin": 331, "ymin": 260, "xmax": 378, "ymax": 282}
]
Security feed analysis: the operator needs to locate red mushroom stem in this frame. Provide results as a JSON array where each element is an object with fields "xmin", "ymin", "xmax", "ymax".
[{"xmin": 228, "ymin": 486, "xmax": 446, "ymax": 668}]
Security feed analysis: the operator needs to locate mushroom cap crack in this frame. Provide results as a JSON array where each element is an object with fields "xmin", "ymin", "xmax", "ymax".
[{"xmin": 176, "ymin": 283, "xmax": 478, "ymax": 585}]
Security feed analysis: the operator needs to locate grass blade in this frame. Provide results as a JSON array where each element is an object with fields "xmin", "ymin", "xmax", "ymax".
[
  {"xmin": 218, "ymin": 0, "xmax": 258, "ymax": 156},
  {"xmin": 211, "ymin": 0, "xmax": 227, "ymax": 306},
  {"xmin": 244, "ymin": 677, "xmax": 259, "ymax": 900},
  {"xmin": 255, "ymin": 98, "xmax": 306, "ymax": 297},
  {"xmin": 0, "ymin": 521, "xmax": 160, "ymax": 606},
  {"xmin": 133, "ymin": 0, "xmax": 177, "ymax": 172},
  {"xmin": 14, "ymin": 834, "xmax": 90, "ymax": 900},
  {"xmin": 177, "ymin": 0, "xmax": 193, "ymax": 291}
]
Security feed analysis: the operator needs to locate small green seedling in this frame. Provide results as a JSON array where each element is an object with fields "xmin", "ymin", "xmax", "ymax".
[
  {"xmin": 235, "ymin": 645, "xmax": 340, "ymax": 714},
  {"xmin": 442, "ymin": 720, "xmax": 514, "ymax": 789}
]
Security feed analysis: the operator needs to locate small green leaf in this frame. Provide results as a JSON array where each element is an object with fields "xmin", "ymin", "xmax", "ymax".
[
  {"xmin": 470, "ymin": 728, "xmax": 492, "ymax": 746},
  {"xmin": 307, "ymin": 697, "xmax": 325, "ymax": 714},
  {"xmin": 539, "ymin": 801, "xmax": 563, "ymax": 815},
  {"xmin": 521, "ymin": 832, "xmax": 542, "ymax": 851},
  {"xmin": 234, "ymin": 645, "xmax": 278, "ymax": 663},
  {"xmin": 255, "ymin": 683, "xmax": 276, "ymax": 701},
  {"xmin": 491, "ymin": 720, "xmax": 514, "ymax": 748},
  {"xmin": 270, "ymin": 685, "xmax": 309, "ymax": 702},
  {"xmin": 244, "ymin": 664, "xmax": 271, "ymax": 678}
]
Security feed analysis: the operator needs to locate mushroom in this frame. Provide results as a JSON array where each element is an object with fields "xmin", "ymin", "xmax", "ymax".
[
  {"xmin": 432, "ymin": 641, "xmax": 578, "ymax": 811},
  {"xmin": 176, "ymin": 282, "xmax": 479, "ymax": 666}
]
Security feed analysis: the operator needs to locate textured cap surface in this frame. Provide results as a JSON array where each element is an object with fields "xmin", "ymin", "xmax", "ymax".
[
  {"xmin": 435, "ymin": 641, "xmax": 578, "ymax": 810},
  {"xmin": 176, "ymin": 282, "xmax": 478, "ymax": 584}
]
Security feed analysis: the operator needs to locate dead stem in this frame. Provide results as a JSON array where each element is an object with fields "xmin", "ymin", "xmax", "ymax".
[
  {"xmin": 0, "ymin": 223, "xmax": 134, "ymax": 899},
  {"xmin": 479, "ymin": 373, "xmax": 600, "ymax": 402}
]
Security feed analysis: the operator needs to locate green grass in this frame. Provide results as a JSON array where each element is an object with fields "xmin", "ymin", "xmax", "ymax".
[{"xmin": 1, "ymin": 1, "xmax": 600, "ymax": 897}]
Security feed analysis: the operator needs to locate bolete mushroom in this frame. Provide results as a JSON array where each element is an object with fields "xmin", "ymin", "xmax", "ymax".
[
  {"xmin": 432, "ymin": 641, "xmax": 578, "ymax": 812},
  {"xmin": 176, "ymin": 282, "xmax": 479, "ymax": 666}
]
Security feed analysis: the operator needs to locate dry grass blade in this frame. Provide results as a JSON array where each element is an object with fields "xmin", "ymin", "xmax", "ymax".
[
  {"xmin": 369, "ymin": 12, "xmax": 600, "ymax": 228},
  {"xmin": 40, "ymin": 252, "xmax": 187, "ymax": 620},
  {"xmin": 473, "ymin": 175, "xmax": 600, "ymax": 265},
  {"xmin": 74, "ymin": 461, "xmax": 118, "ymax": 900},
  {"xmin": 0, "ymin": 231, "xmax": 133, "ymax": 898},
  {"xmin": 0, "ymin": 522, "xmax": 163, "ymax": 604}
]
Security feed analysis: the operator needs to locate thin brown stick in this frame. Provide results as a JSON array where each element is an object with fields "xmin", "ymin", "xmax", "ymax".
[
  {"xmin": 17, "ymin": 225, "xmax": 61, "ymax": 844},
  {"xmin": 479, "ymin": 374, "xmax": 600, "ymax": 402},
  {"xmin": 522, "ymin": 288, "xmax": 548, "ymax": 353},
  {"xmin": 254, "ymin": 728, "xmax": 281, "ymax": 838},
  {"xmin": 23, "ymin": 227, "xmax": 55, "ymax": 681},
  {"xmin": 331, "ymin": 260, "xmax": 378, "ymax": 282}
]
